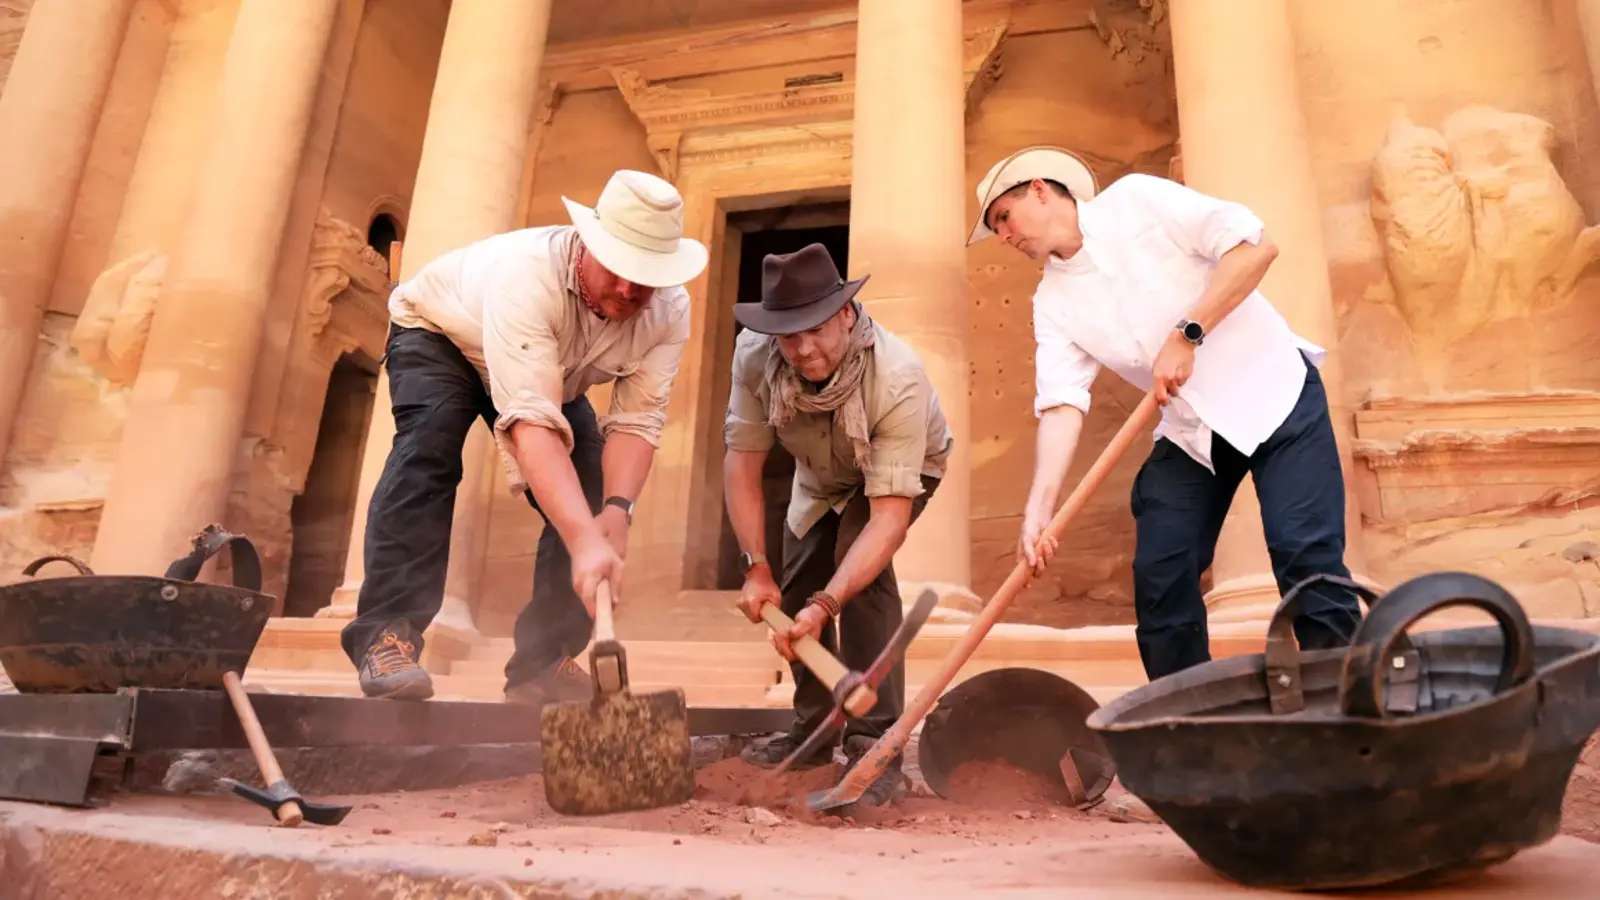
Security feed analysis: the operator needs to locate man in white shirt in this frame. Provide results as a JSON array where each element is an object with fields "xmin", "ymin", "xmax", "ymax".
[
  {"xmin": 341, "ymin": 170, "xmax": 707, "ymax": 703},
  {"xmin": 969, "ymin": 145, "xmax": 1361, "ymax": 679}
]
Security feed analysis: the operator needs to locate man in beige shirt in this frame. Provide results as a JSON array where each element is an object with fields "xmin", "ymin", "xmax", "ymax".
[
  {"xmin": 343, "ymin": 170, "xmax": 707, "ymax": 704},
  {"xmin": 723, "ymin": 243, "xmax": 952, "ymax": 808}
]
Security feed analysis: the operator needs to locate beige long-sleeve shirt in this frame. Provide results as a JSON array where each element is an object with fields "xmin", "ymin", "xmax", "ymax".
[
  {"xmin": 723, "ymin": 322, "xmax": 953, "ymax": 538},
  {"xmin": 388, "ymin": 226, "xmax": 690, "ymax": 493}
]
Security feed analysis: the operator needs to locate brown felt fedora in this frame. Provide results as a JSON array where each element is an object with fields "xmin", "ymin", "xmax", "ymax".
[{"xmin": 732, "ymin": 243, "xmax": 868, "ymax": 336}]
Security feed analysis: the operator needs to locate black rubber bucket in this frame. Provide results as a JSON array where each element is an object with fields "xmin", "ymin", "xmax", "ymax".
[
  {"xmin": 1088, "ymin": 572, "xmax": 1600, "ymax": 890},
  {"xmin": 0, "ymin": 527, "xmax": 274, "ymax": 693}
]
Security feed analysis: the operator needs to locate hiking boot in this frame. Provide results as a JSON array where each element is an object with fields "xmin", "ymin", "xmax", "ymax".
[
  {"xmin": 357, "ymin": 624, "xmax": 433, "ymax": 700},
  {"xmin": 838, "ymin": 734, "xmax": 907, "ymax": 808},
  {"xmin": 503, "ymin": 657, "xmax": 593, "ymax": 710},
  {"xmin": 739, "ymin": 729, "xmax": 835, "ymax": 770}
]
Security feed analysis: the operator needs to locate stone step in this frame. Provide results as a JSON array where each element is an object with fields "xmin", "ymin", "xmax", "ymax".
[
  {"xmin": 242, "ymin": 668, "xmax": 786, "ymax": 707},
  {"xmin": 443, "ymin": 656, "xmax": 783, "ymax": 684}
]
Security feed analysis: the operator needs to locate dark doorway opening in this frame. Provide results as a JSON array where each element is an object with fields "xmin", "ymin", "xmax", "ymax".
[
  {"xmin": 711, "ymin": 205, "xmax": 850, "ymax": 589},
  {"xmin": 367, "ymin": 213, "xmax": 402, "ymax": 274},
  {"xmin": 284, "ymin": 357, "xmax": 377, "ymax": 616}
]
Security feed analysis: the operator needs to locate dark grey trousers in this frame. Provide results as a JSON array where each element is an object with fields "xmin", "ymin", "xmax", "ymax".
[{"xmin": 341, "ymin": 326, "xmax": 599, "ymax": 688}]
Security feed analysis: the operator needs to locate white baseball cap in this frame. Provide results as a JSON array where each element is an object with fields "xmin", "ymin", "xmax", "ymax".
[
  {"xmin": 561, "ymin": 170, "xmax": 708, "ymax": 287},
  {"xmin": 967, "ymin": 145, "xmax": 1099, "ymax": 245}
]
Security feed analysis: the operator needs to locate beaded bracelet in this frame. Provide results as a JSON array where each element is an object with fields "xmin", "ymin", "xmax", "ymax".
[{"xmin": 806, "ymin": 590, "xmax": 842, "ymax": 619}]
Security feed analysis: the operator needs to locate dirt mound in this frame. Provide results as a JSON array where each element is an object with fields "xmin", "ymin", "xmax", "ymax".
[
  {"xmin": 941, "ymin": 759, "xmax": 1072, "ymax": 808},
  {"xmin": 1562, "ymin": 734, "xmax": 1600, "ymax": 844},
  {"xmin": 694, "ymin": 756, "xmax": 841, "ymax": 816}
]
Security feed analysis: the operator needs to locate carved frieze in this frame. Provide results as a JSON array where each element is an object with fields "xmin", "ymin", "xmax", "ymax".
[
  {"xmin": 1353, "ymin": 392, "xmax": 1600, "ymax": 522},
  {"xmin": 610, "ymin": 22, "xmax": 1010, "ymax": 181}
]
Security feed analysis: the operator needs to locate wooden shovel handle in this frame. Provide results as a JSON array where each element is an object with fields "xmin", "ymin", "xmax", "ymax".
[
  {"xmin": 593, "ymin": 580, "xmax": 616, "ymax": 644},
  {"xmin": 221, "ymin": 670, "xmax": 303, "ymax": 827},
  {"xmin": 757, "ymin": 604, "xmax": 877, "ymax": 717},
  {"xmin": 828, "ymin": 393, "xmax": 1160, "ymax": 800}
]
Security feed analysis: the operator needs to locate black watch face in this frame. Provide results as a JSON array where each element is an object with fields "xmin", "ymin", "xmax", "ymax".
[{"xmin": 1183, "ymin": 321, "xmax": 1204, "ymax": 342}]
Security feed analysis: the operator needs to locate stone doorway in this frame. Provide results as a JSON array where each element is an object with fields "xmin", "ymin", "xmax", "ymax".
[
  {"xmin": 703, "ymin": 201, "xmax": 850, "ymax": 590},
  {"xmin": 283, "ymin": 356, "xmax": 377, "ymax": 617}
]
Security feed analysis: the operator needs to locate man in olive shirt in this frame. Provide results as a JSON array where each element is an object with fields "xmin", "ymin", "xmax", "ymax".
[{"xmin": 722, "ymin": 243, "xmax": 952, "ymax": 808}]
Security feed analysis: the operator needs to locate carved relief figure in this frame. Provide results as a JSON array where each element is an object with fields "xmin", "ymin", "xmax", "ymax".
[{"xmin": 1371, "ymin": 106, "xmax": 1600, "ymax": 361}]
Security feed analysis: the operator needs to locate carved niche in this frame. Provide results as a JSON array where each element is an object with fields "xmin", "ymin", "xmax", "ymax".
[
  {"xmin": 610, "ymin": 23, "xmax": 1009, "ymax": 182},
  {"xmin": 226, "ymin": 210, "xmax": 391, "ymax": 602},
  {"xmin": 270, "ymin": 209, "xmax": 390, "ymax": 484}
]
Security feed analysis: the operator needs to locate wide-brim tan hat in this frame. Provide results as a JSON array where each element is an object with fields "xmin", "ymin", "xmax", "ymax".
[
  {"xmin": 967, "ymin": 145, "xmax": 1099, "ymax": 245},
  {"xmin": 561, "ymin": 169, "xmax": 708, "ymax": 288}
]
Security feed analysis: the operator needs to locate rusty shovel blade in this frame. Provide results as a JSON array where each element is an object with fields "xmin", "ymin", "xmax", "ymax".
[{"xmin": 539, "ymin": 687, "xmax": 695, "ymax": 816}]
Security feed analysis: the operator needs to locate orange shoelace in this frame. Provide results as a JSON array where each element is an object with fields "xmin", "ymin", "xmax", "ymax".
[{"xmin": 367, "ymin": 632, "xmax": 418, "ymax": 676}]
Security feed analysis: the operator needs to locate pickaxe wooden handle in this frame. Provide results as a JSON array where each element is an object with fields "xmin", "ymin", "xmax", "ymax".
[
  {"xmin": 222, "ymin": 670, "xmax": 303, "ymax": 826},
  {"xmin": 756, "ymin": 603, "xmax": 877, "ymax": 718}
]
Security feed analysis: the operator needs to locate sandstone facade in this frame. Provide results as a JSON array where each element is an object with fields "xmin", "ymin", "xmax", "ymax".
[{"xmin": 0, "ymin": 0, "xmax": 1596, "ymax": 642}]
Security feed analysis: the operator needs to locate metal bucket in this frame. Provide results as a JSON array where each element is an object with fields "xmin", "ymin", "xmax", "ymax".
[
  {"xmin": 918, "ymin": 667, "xmax": 1114, "ymax": 806},
  {"xmin": 1087, "ymin": 572, "xmax": 1600, "ymax": 890},
  {"xmin": 0, "ymin": 527, "xmax": 274, "ymax": 693}
]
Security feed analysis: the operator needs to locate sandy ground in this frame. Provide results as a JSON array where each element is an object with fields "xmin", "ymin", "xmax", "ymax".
[
  {"xmin": 128, "ymin": 756, "xmax": 1170, "ymax": 855},
  {"xmin": 5, "ymin": 754, "xmax": 1599, "ymax": 899}
]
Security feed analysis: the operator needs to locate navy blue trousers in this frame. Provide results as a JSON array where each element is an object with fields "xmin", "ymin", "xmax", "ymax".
[
  {"xmin": 1130, "ymin": 358, "xmax": 1361, "ymax": 679},
  {"xmin": 341, "ymin": 326, "xmax": 598, "ymax": 688}
]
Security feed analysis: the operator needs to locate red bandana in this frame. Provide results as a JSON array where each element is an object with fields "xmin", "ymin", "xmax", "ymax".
[{"xmin": 574, "ymin": 245, "xmax": 607, "ymax": 321}]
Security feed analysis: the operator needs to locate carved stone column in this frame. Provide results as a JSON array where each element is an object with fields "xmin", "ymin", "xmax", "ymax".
[
  {"xmin": 1579, "ymin": 1, "xmax": 1600, "ymax": 105},
  {"xmin": 0, "ymin": 0, "xmax": 135, "ymax": 468},
  {"xmin": 70, "ymin": 0, "xmax": 241, "ymax": 387},
  {"xmin": 91, "ymin": 0, "xmax": 340, "ymax": 574},
  {"xmin": 848, "ymin": 0, "xmax": 973, "ymax": 593},
  {"xmin": 1170, "ymin": 0, "xmax": 1366, "ymax": 615},
  {"xmin": 322, "ymin": 0, "xmax": 554, "ymax": 634}
]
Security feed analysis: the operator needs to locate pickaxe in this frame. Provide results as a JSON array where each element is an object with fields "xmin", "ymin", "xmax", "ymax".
[
  {"xmin": 218, "ymin": 671, "xmax": 352, "ymax": 826},
  {"xmin": 755, "ymin": 589, "xmax": 939, "ymax": 775}
]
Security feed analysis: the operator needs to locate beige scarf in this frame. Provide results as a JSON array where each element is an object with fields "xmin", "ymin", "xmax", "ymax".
[{"xmin": 764, "ymin": 305, "xmax": 876, "ymax": 470}]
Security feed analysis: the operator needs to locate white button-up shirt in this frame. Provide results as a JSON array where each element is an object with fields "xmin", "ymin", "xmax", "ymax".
[
  {"xmin": 1031, "ymin": 173, "xmax": 1323, "ymax": 471},
  {"xmin": 389, "ymin": 226, "xmax": 690, "ymax": 493}
]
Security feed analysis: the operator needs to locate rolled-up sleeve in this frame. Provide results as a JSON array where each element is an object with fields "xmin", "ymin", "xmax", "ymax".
[
  {"xmin": 1125, "ymin": 173, "xmax": 1265, "ymax": 261},
  {"xmin": 863, "ymin": 369, "xmax": 932, "ymax": 499},
  {"xmin": 1033, "ymin": 294, "xmax": 1098, "ymax": 417},
  {"xmin": 723, "ymin": 331, "xmax": 776, "ymax": 452},
  {"xmin": 601, "ymin": 306, "xmax": 688, "ymax": 447},
  {"xmin": 481, "ymin": 283, "xmax": 572, "ymax": 456}
]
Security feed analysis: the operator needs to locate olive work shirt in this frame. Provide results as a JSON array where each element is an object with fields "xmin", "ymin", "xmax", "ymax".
[{"xmin": 723, "ymin": 322, "xmax": 953, "ymax": 539}]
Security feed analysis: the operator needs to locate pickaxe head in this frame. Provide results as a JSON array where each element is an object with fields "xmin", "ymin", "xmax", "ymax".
[{"xmin": 221, "ymin": 777, "xmax": 352, "ymax": 826}]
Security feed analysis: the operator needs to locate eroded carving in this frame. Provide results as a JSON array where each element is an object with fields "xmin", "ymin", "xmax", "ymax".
[
  {"xmin": 1372, "ymin": 107, "xmax": 1600, "ymax": 355},
  {"xmin": 1089, "ymin": 0, "xmax": 1170, "ymax": 66},
  {"xmin": 963, "ymin": 23, "xmax": 1008, "ymax": 118},
  {"xmin": 70, "ymin": 251, "xmax": 167, "ymax": 385}
]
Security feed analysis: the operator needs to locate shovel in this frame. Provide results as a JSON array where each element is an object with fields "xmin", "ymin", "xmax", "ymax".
[
  {"xmin": 540, "ymin": 580, "xmax": 695, "ymax": 815},
  {"xmin": 809, "ymin": 392, "xmax": 1160, "ymax": 812}
]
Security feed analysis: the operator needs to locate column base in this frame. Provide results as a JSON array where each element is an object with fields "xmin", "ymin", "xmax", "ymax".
[
  {"xmin": 1205, "ymin": 571, "xmax": 1387, "ymax": 625},
  {"xmin": 900, "ymin": 580, "xmax": 983, "ymax": 623},
  {"xmin": 1203, "ymin": 573, "xmax": 1282, "ymax": 623},
  {"xmin": 314, "ymin": 583, "xmax": 359, "ymax": 620}
]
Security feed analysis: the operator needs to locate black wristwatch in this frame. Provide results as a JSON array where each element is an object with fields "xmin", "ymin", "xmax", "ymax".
[
  {"xmin": 603, "ymin": 495, "xmax": 634, "ymax": 525},
  {"xmin": 1176, "ymin": 318, "xmax": 1205, "ymax": 346},
  {"xmin": 738, "ymin": 551, "xmax": 768, "ymax": 573}
]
